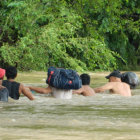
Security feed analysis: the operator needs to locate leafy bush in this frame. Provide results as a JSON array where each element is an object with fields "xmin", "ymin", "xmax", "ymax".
[{"xmin": 0, "ymin": 0, "xmax": 139, "ymax": 71}]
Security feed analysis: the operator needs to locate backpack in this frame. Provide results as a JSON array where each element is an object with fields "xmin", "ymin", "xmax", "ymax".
[
  {"xmin": 121, "ymin": 72, "xmax": 140, "ymax": 89},
  {"xmin": 46, "ymin": 67, "xmax": 82, "ymax": 90},
  {"xmin": 0, "ymin": 87, "xmax": 9, "ymax": 102}
]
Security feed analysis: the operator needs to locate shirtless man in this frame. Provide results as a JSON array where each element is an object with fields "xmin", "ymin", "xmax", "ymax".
[
  {"xmin": 94, "ymin": 70, "xmax": 131, "ymax": 97},
  {"xmin": 73, "ymin": 74, "xmax": 95, "ymax": 96},
  {"xmin": 0, "ymin": 66, "xmax": 34, "ymax": 100}
]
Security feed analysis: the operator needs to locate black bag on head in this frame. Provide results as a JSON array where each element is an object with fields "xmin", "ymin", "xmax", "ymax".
[
  {"xmin": 121, "ymin": 72, "xmax": 140, "ymax": 89},
  {"xmin": 46, "ymin": 67, "xmax": 82, "ymax": 90}
]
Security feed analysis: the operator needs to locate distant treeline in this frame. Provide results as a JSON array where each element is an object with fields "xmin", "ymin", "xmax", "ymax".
[{"xmin": 0, "ymin": 0, "xmax": 139, "ymax": 71}]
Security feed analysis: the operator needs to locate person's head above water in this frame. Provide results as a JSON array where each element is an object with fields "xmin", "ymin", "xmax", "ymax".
[
  {"xmin": 80, "ymin": 74, "xmax": 90, "ymax": 85},
  {"xmin": 105, "ymin": 70, "xmax": 122, "ymax": 79},
  {"xmin": 5, "ymin": 66, "xmax": 17, "ymax": 79},
  {"xmin": 0, "ymin": 68, "xmax": 5, "ymax": 80},
  {"xmin": 105, "ymin": 70, "xmax": 122, "ymax": 82}
]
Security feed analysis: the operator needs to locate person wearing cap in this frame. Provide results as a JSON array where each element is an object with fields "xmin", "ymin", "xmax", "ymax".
[
  {"xmin": 0, "ymin": 66, "xmax": 34, "ymax": 101},
  {"xmin": 73, "ymin": 73, "xmax": 95, "ymax": 96},
  {"xmin": 0, "ymin": 68, "xmax": 9, "ymax": 102},
  {"xmin": 94, "ymin": 70, "xmax": 131, "ymax": 97}
]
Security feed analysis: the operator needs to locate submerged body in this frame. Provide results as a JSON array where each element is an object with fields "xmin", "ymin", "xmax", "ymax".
[
  {"xmin": 73, "ymin": 73, "xmax": 95, "ymax": 96},
  {"xmin": 0, "ymin": 85, "xmax": 9, "ymax": 102},
  {"xmin": 0, "ymin": 66, "xmax": 34, "ymax": 101},
  {"xmin": 94, "ymin": 71, "xmax": 131, "ymax": 97},
  {"xmin": 73, "ymin": 85, "xmax": 95, "ymax": 96},
  {"xmin": 94, "ymin": 81, "xmax": 131, "ymax": 97},
  {"xmin": 0, "ymin": 79, "xmax": 34, "ymax": 100},
  {"xmin": 52, "ymin": 88, "xmax": 72, "ymax": 99},
  {"xmin": 29, "ymin": 86, "xmax": 72, "ymax": 99},
  {"xmin": 2, "ymin": 80, "xmax": 20, "ymax": 100}
]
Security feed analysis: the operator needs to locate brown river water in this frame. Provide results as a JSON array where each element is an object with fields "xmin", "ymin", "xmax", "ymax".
[{"xmin": 0, "ymin": 71, "xmax": 140, "ymax": 140}]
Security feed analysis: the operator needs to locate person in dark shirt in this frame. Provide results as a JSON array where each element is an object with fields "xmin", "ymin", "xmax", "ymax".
[{"xmin": 0, "ymin": 66, "xmax": 34, "ymax": 100}]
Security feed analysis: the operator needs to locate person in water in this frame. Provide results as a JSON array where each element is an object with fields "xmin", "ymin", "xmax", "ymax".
[
  {"xmin": 28, "ymin": 69, "xmax": 73, "ymax": 99},
  {"xmin": 0, "ymin": 66, "xmax": 34, "ymax": 100},
  {"xmin": 28, "ymin": 84, "xmax": 72, "ymax": 99},
  {"xmin": 73, "ymin": 73, "xmax": 95, "ymax": 96},
  {"xmin": 94, "ymin": 70, "xmax": 131, "ymax": 97},
  {"xmin": 0, "ymin": 68, "xmax": 9, "ymax": 102},
  {"xmin": 28, "ymin": 85, "xmax": 72, "ymax": 99}
]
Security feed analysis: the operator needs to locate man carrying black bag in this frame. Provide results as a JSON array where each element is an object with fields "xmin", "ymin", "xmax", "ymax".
[{"xmin": 28, "ymin": 67, "xmax": 82, "ymax": 99}]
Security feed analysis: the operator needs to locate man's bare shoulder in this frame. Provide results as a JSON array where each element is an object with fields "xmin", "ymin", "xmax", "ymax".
[
  {"xmin": 113, "ymin": 82, "xmax": 129, "ymax": 87},
  {"xmin": 121, "ymin": 82, "xmax": 130, "ymax": 87},
  {"xmin": 82, "ymin": 85, "xmax": 95, "ymax": 95},
  {"xmin": 100, "ymin": 82, "xmax": 115, "ymax": 88},
  {"xmin": 82, "ymin": 85, "xmax": 94, "ymax": 90}
]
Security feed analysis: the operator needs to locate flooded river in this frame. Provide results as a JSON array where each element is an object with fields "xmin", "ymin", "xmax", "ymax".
[{"xmin": 0, "ymin": 72, "xmax": 140, "ymax": 140}]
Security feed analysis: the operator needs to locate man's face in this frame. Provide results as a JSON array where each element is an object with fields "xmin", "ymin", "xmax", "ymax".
[
  {"xmin": 109, "ymin": 76, "xmax": 116, "ymax": 82},
  {"xmin": 109, "ymin": 76, "xmax": 120, "ymax": 82}
]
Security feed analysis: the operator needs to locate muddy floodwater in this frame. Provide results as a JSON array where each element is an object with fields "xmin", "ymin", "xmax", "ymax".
[{"xmin": 0, "ymin": 71, "xmax": 140, "ymax": 140}]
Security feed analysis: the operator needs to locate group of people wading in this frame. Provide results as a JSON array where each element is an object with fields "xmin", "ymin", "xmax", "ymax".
[{"xmin": 0, "ymin": 66, "xmax": 139, "ymax": 102}]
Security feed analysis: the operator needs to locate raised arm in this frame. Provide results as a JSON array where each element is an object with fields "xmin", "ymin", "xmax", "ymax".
[
  {"xmin": 28, "ymin": 85, "xmax": 52, "ymax": 94},
  {"xmin": 94, "ymin": 83, "xmax": 113, "ymax": 93}
]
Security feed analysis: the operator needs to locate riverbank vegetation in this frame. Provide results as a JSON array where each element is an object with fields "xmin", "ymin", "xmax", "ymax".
[{"xmin": 0, "ymin": 0, "xmax": 139, "ymax": 71}]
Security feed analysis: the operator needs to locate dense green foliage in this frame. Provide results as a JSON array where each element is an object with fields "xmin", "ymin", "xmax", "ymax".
[{"xmin": 0, "ymin": 0, "xmax": 139, "ymax": 71}]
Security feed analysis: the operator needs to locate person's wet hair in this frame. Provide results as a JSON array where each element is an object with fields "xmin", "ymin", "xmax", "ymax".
[
  {"xmin": 80, "ymin": 74, "xmax": 90, "ymax": 85},
  {"xmin": 5, "ymin": 66, "xmax": 17, "ymax": 79}
]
